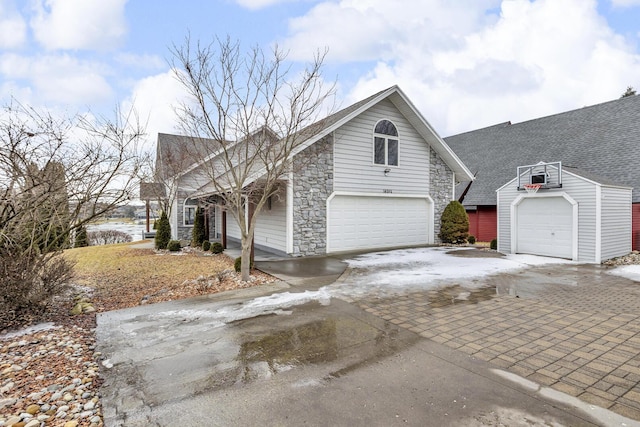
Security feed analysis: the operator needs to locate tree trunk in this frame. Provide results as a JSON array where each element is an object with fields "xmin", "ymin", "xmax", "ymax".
[{"xmin": 240, "ymin": 233, "xmax": 252, "ymax": 282}]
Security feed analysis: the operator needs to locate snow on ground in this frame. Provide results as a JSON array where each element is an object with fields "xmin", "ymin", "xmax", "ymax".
[
  {"xmin": 607, "ymin": 265, "xmax": 640, "ymax": 282},
  {"xmin": 326, "ymin": 247, "xmax": 573, "ymax": 299},
  {"xmin": 151, "ymin": 289, "xmax": 332, "ymax": 328},
  {"xmin": 151, "ymin": 247, "xmax": 573, "ymax": 329}
]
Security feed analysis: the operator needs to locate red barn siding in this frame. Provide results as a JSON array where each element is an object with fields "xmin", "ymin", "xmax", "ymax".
[
  {"xmin": 633, "ymin": 203, "xmax": 640, "ymax": 251},
  {"xmin": 467, "ymin": 206, "xmax": 497, "ymax": 242}
]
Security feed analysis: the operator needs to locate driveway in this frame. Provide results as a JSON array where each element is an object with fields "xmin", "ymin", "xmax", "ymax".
[{"xmin": 96, "ymin": 247, "xmax": 640, "ymax": 426}]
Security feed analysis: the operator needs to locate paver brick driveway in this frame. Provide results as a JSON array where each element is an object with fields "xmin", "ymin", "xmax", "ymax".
[{"xmin": 354, "ymin": 262, "xmax": 640, "ymax": 421}]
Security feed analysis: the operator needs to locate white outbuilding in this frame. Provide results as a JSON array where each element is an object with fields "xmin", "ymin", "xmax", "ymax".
[{"xmin": 497, "ymin": 161, "xmax": 632, "ymax": 263}]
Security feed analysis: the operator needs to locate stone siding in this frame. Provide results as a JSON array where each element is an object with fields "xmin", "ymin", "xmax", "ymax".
[
  {"xmin": 430, "ymin": 147, "xmax": 454, "ymax": 243},
  {"xmin": 292, "ymin": 136, "xmax": 333, "ymax": 256},
  {"xmin": 175, "ymin": 189, "xmax": 193, "ymax": 241}
]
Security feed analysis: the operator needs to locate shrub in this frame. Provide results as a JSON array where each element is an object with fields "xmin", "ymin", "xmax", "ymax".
[
  {"xmin": 234, "ymin": 256, "xmax": 253, "ymax": 273},
  {"xmin": 467, "ymin": 235, "xmax": 476, "ymax": 245},
  {"xmin": 155, "ymin": 211, "xmax": 171, "ymax": 250},
  {"xmin": 439, "ymin": 201, "xmax": 469, "ymax": 244},
  {"xmin": 490, "ymin": 238, "xmax": 498, "ymax": 250},
  {"xmin": 167, "ymin": 240, "xmax": 181, "ymax": 252},
  {"xmin": 211, "ymin": 242, "xmax": 224, "ymax": 254},
  {"xmin": 191, "ymin": 207, "xmax": 206, "ymax": 247},
  {"xmin": 74, "ymin": 225, "xmax": 89, "ymax": 248},
  {"xmin": 202, "ymin": 240, "xmax": 211, "ymax": 251},
  {"xmin": 87, "ymin": 229, "xmax": 132, "ymax": 246}
]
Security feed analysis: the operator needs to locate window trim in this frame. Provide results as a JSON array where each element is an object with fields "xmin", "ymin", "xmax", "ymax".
[
  {"xmin": 372, "ymin": 119, "xmax": 400, "ymax": 167},
  {"xmin": 183, "ymin": 199, "xmax": 197, "ymax": 227}
]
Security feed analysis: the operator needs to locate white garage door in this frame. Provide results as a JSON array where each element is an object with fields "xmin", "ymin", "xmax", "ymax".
[
  {"xmin": 328, "ymin": 196, "xmax": 430, "ymax": 253},
  {"xmin": 516, "ymin": 197, "xmax": 573, "ymax": 259}
]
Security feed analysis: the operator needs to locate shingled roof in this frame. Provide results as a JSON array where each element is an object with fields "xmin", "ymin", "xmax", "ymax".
[{"xmin": 445, "ymin": 94, "xmax": 640, "ymax": 205}]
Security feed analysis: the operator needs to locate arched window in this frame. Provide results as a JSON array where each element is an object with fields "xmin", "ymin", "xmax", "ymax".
[{"xmin": 373, "ymin": 119, "xmax": 399, "ymax": 166}]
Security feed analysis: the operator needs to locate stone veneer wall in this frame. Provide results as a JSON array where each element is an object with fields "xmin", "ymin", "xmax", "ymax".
[
  {"xmin": 430, "ymin": 147, "xmax": 454, "ymax": 243},
  {"xmin": 291, "ymin": 135, "xmax": 334, "ymax": 256},
  {"xmin": 175, "ymin": 189, "xmax": 193, "ymax": 241}
]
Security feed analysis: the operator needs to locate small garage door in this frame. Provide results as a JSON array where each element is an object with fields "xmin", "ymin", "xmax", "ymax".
[
  {"xmin": 516, "ymin": 197, "xmax": 573, "ymax": 259},
  {"xmin": 328, "ymin": 196, "xmax": 430, "ymax": 253}
]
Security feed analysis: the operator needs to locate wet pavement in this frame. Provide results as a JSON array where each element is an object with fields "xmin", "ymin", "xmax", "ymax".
[
  {"xmin": 358, "ymin": 263, "xmax": 640, "ymax": 422},
  {"xmin": 96, "ymin": 249, "xmax": 640, "ymax": 426}
]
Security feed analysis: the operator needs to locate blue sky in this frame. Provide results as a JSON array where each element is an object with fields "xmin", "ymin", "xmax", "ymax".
[{"xmin": 1, "ymin": 0, "xmax": 639, "ymax": 150}]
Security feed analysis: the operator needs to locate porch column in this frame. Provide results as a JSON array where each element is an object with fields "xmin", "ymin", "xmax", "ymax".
[
  {"xmin": 145, "ymin": 200, "xmax": 150, "ymax": 233},
  {"xmin": 222, "ymin": 210, "xmax": 227, "ymax": 249},
  {"xmin": 249, "ymin": 202, "xmax": 255, "ymax": 264}
]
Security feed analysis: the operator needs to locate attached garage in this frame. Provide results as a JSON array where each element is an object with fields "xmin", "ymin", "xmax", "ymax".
[
  {"xmin": 497, "ymin": 162, "xmax": 632, "ymax": 263},
  {"xmin": 327, "ymin": 194, "xmax": 433, "ymax": 253}
]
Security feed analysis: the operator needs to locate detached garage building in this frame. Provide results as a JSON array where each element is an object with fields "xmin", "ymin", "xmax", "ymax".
[{"xmin": 497, "ymin": 162, "xmax": 632, "ymax": 263}]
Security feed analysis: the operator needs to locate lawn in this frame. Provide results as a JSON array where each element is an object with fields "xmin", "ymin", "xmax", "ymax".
[{"xmin": 64, "ymin": 242, "xmax": 273, "ymax": 312}]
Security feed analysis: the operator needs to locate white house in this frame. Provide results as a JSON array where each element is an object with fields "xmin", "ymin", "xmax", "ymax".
[
  {"xmin": 155, "ymin": 85, "xmax": 474, "ymax": 257},
  {"xmin": 497, "ymin": 161, "xmax": 632, "ymax": 263}
]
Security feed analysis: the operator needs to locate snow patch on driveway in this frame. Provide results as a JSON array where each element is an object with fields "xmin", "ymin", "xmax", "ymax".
[
  {"xmin": 327, "ymin": 247, "xmax": 574, "ymax": 298},
  {"xmin": 607, "ymin": 265, "xmax": 640, "ymax": 282}
]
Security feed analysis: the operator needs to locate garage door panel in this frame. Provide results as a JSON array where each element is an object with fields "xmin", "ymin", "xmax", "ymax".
[
  {"xmin": 328, "ymin": 196, "xmax": 430, "ymax": 253},
  {"xmin": 517, "ymin": 197, "xmax": 573, "ymax": 259}
]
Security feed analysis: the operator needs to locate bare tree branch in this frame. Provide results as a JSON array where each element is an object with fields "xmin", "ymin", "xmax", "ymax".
[{"xmin": 169, "ymin": 36, "xmax": 336, "ymax": 280}]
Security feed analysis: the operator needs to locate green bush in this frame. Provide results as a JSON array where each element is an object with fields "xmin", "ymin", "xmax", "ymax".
[
  {"xmin": 155, "ymin": 211, "xmax": 171, "ymax": 250},
  {"xmin": 167, "ymin": 240, "xmax": 181, "ymax": 252},
  {"xmin": 439, "ymin": 201, "xmax": 469, "ymax": 244},
  {"xmin": 211, "ymin": 242, "xmax": 223, "ymax": 254},
  {"xmin": 74, "ymin": 225, "xmax": 89, "ymax": 248},
  {"xmin": 467, "ymin": 235, "xmax": 476, "ymax": 245},
  {"xmin": 202, "ymin": 240, "xmax": 211, "ymax": 251},
  {"xmin": 490, "ymin": 238, "xmax": 498, "ymax": 250},
  {"xmin": 234, "ymin": 256, "xmax": 254, "ymax": 273},
  {"xmin": 191, "ymin": 207, "xmax": 206, "ymax": 247}
]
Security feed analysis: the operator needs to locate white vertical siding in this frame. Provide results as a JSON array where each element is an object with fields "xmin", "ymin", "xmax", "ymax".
[
  {"xmin": 561, "ymin": 173, "xmax": 597, "ymax": 263},
  {"xmin": 497, "ymin": 179, "xmax": 518, "ymax": 253},
  {"xmin": 333, "ymin": 99, "xmax": 430, "ymax": 194},
  {"xmin": 227, "ymin": 209, "xmax": 242, "ymax": 241},
  {"xmin": 253, "ymin": 196, "xmax": 287, "ymax": 253},
  {"xmin": 601, "ymin": 186, "xmax": 632, "ymax": 261}
]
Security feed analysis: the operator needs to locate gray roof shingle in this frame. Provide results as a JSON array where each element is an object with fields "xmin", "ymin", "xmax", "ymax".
[{"xmin": 445, "ymin": 95, "xmax": 640, "ymax": 205}]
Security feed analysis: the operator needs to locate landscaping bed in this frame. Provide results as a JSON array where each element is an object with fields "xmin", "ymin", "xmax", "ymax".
[{"xmin": 0, "ymin": 243, "xmax": 274, "ymax": 427}]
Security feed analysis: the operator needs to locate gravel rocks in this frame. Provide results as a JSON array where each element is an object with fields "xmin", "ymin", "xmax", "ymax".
[
  {"xmin": 603, "ymin": 250, "xmax": 640, "ymax": 266},
  {"xmin": 0, "ymin": 323, "xmax": 103, "ymax": 427},
  {"xmin": 1, "ymin": 251, "xmax": 275, "ymax": 427}
]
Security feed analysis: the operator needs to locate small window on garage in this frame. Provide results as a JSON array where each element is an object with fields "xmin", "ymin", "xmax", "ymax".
[
  {"xmin": 373, "ymin": 119, "xmax": 399, "ymax": 166},
  {"xmin": 184, "ymin": 199, "xmax": 197, "ymax": 226}
]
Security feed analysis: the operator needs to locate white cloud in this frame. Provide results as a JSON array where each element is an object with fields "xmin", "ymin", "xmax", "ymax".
[
  {"xmin": 30, "ymin": 0, "xmax": 128, "ymax": 50},
  {"xmin": 235, "ymin": 0, "xmax": 298, "ymax": 11},
  {"xmin": 0, "ymin": 0, "xmax": 27, "ymax": 48},
  {"xmin": 610, "ymin": 0, "xmax": 640, "ymax": 6},
  {"xmin": 0, "ymin": 53, "xmax": 113, "ymax": 105},
  {"xmin": 283, "ymin": 0, "xmax": 640, "ymax": 135},
  {"xmin": 120, "ymin": 70, "xmax": 191, "ymax": 153}
]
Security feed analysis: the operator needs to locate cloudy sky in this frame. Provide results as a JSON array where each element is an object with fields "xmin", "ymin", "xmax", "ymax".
[{"xmin": 1, "ymin": 0, "xmax": 639, "ymax": 147}]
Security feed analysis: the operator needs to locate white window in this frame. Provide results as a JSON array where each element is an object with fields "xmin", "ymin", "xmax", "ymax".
[
  {"xmin": 183, "ymin": 199, "xmax": 197, "ymax": 226},
  {"xmin": 373, "ymin": 119, "xmax": 399, "ymax": 167}
]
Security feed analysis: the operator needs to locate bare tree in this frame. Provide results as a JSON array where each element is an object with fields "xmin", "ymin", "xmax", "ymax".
[
  {"xmin": 171, "ymin": 36, "xmax": 335, "ymax": 281},
  {"xmin": 0, "ymin": 101, "xmax": 145, "ymax": 328}
]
